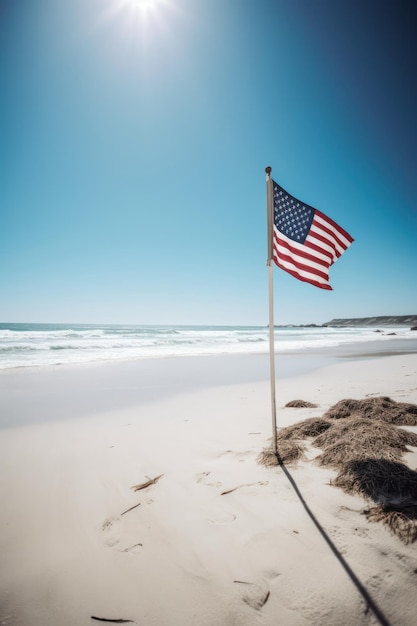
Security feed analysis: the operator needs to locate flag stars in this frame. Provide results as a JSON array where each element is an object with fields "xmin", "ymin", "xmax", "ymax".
[{"xmin": 273, "ymin": 183, "xmax": 315, "ymax": 244}]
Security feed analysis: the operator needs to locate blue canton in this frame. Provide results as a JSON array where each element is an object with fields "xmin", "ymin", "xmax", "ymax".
[{"xmin": 273, "ymin": 181, "xmax": 315, "ymax": 244}]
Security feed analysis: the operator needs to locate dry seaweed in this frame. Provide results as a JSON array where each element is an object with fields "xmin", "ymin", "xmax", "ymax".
[
  {"xmin": 332, "ymin": 459, "xmax": 417, "ymax": 504},
  {"xmin": 314, "ymin": 417, "xmax": 417, "ymax": 450},
  {"xmin": 280, "ymin": 417, "xmax": 332, "ymax": 440},
  {"xmin": 258, "ymin": 439, "xmax": 305, "ymax": 466},
  {"xmin": 258, "ymin": 418, "xmax": 332, "ymax": 466},
  {"xmin": 257, "ymin": 449, "xmax": 278, "ymax": 467},
  {"xmin": 322, "ymin": 396, "xmax": 417, "ymax": 425},
  {"xmin": 364, "ymin": 504, "xmax": 417, "ymax": 544},
  {"xmin": 317, "ymin": 441, "xmax": 403, "ymax": 470},
  {"xmin": 257, "ymin": 396, "xmax": 417, "ymax": 542},
  {"xmin": 285, "ymin": 400, "xmax": 318, "ymax": 408},
  {"xmin": 262, "ymin": 420, "xmax": 329, "ymax": 465},
  {"xmin": 336, "ymin": 458, "xmax": 417, "ymax": 543},
  {"xmin": 313, "ymin": 417, "xmax": 417, "ymax": 469}
]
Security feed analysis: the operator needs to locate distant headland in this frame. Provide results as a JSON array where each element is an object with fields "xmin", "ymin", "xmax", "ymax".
[
  {"xmin": 278, "ymin": 315, "xmax": 417, "ymax": 329},
  {"xmin": 323, "ymin": 315, "xmax": 417, "ymax": 327}
]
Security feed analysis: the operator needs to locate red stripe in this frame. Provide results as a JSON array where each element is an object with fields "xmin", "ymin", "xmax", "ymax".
[
  {"xmin": 315, "ymin": 209, "xmax": 354, "ymax": 244},
  {"xmin": 314, "ymin": 221, "xmax": 345, "ymax": 253},
  {"xmin": 274, "ymin": 243, "xmax": 330, "ymax": 283},
  {"xmin": 312, "ymin": 218, "xmax": 350, "ymax": 257},
  {"xmin": 308, "ymin": 229, "xmax": 339, "ymax": 259},
  {"xmin": 301, "ymin": 238, "xmax": 333, "ymax": 264},
  {"xmin": 274, "ymin": 241, "xmax": 329, "ymax": 282},
  {"xmin": 274, "ymin": 226, "xmax": 333, "ymax": 263},
  {"xmin": 274, "ymin": 255, "xmax": 333, "ymax": 290},
  {"xmin": 274, "ymin": 234, "xmax": 329, "ymax": 269}
]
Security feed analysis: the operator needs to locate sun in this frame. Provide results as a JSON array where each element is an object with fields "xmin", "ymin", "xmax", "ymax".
[
  {"xmin": 97, "ymin": 0, "xmax": 178, "ymax": 59},
  {"xmin": 101, "ymin": 0, "xmax": 173, "ymax": 26}
]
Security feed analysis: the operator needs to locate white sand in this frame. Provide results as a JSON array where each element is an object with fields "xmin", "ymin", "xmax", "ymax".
[{"xmin": 1, "ymin": 353, "xmax": 417, "ymax": 625}]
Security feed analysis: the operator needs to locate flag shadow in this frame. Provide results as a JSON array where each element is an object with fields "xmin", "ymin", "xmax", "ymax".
[{"xmin": 274, "ymin": 452, "xmax": 392, "ymax": 626}]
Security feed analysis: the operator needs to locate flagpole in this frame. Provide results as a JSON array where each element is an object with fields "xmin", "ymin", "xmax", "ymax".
[{"xmin": 265, "ymin": 166, "xmax": 277, "ymax": 455}]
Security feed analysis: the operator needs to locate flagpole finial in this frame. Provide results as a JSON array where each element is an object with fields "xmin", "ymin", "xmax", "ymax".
[{"xmin": 265, "ymin": 166, "xmax": 272, "ymax": 175}]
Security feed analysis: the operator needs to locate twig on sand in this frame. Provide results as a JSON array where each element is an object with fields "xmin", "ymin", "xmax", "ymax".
[
  {"xmin": 131, "ymin": 474, "xmax": 164, "ymax": 492},
  {"xmin": 119, "ymin": 543, "xmax": 143, "ymax": 552},
  {"xmin": 221, "ymin": 487, "xmax": 238, "ymax": 495},
  {"xmin": 120, "ymin": 503, "xmax": 141, "ymax": 516},
  {"xmin": 91, "ymin": 617, "xmax": 134, "ymax": 623},
  {"xmin": 233, "ymin": 580, "xmax": 251, "ymax": 584}
]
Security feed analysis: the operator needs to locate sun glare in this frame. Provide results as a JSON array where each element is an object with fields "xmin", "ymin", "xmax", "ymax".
[
  {"xmin": 99, "ymin": 0, "xmax": 177, "ymax": 30},
  {"xmin": 95, "ymin": 0, "xmax": 181, "ymax": 68},
  {"xmin": 133, "ymin": 0, "xmax": 152, "ymax": 8},
  {"xmin": 126, "ymin": 0, "xmax": 161, "ymax": 14}
]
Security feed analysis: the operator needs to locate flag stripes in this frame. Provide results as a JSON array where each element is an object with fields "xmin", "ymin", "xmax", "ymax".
[{"xmin": 272, "ymin": 180, "xmax": 353, "ymax": 290}]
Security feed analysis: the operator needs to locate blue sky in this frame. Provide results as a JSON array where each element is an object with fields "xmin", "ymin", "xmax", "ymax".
[{"xmin": 1, "ymin": 0, "xmax": 416, "ymax": 325}]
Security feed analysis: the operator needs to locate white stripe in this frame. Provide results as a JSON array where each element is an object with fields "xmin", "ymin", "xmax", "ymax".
[
  {"xmin": 314, "ymin": 213, "xmax": 352, "ymax": 249},
  {"xmin": 274, "ymin": 228, "xmax": 331, "ymax": 265},
  {"xmin": 273, "ymin": 254, "xmax": 329, "ymax": 287},
  {"xmin": 308, "ymin": 225, "xmax": 339, "ymax": 260},
  {"xmin": 274, "ymin": 239, "xmax": 329, "ymax": 275}
]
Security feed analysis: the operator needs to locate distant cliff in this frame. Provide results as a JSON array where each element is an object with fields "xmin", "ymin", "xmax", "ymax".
[{"xmin": 324, "ymin": 315, "xmax": 417, "ymax": 327}]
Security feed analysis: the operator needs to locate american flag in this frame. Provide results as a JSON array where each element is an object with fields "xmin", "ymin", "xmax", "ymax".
[{"xmin": 272, "ymin": 180, "xmax": 354, "ymax": 290}]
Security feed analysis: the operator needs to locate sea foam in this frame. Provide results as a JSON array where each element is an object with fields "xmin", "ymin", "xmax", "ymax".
[{"xmin": 0, "ymin": 323, "xmax": 415, "ymax": 369}]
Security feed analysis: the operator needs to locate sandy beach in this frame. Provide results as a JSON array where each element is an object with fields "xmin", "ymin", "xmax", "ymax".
[{"xmin": 1, "ymin": 350, "xmax": 417, "ymax": 626}]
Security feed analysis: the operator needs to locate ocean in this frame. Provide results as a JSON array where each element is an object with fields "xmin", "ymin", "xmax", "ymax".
[{"xmin": 0, "ymin": 322, "xmax": 416, "ymax": 370}]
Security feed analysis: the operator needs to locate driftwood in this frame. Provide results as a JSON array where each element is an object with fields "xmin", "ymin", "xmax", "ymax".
[{"xmin": 131, "ymin": 474, "xmax": 164, "ymax": 492}]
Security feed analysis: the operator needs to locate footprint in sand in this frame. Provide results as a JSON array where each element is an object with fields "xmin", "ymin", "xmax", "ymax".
[
  {"xmin": 103, "ymin": 507, "xmax": 147, "ymax": 552},
  {"xmin": 195, "ymin": 471, "xmax": 222, "ymax": 488},
  {"xmin": 102, "ymin": 517, "xmax": 121, "ymax": 548},
  {"xmin": 233, "ymin": 581, "xmax": 270, "ymax": 610},
  {"xmin": 219, "ymin": 449, "xmax": 252, "ymax": 460},
  {"xmin": 103, "ymin": 518, "xmax": 144, "ymax": 552},
  {"xmin": 196, "ymin": 471, "xmax": 210, "ymax": 483},
  {"xmin": 220, "ymin": 481, "xmax": 269, "ymax": 495},
  {"xmin": 263, "ymin": 569, "xmax": 281, "ymax": 581},
  {"xmin": 102, "ymin": 516, "xmax": 119, "ymax": 531},
  {"xmin": 104, "ymin": 537, "xmax": 120, "ymax": 548},
  {"xmin": 367, "ymin": 570, "xmax": 393, "ymax": 592},
  {"xmin": 209, "ymin": 513, "xmax": 237, "ymax": 525}
]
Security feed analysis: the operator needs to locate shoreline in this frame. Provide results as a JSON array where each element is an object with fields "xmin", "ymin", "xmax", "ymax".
[
  {"xmin": 1, "ymin": 352, "xmax": 417, "ymax": 625},
  {"xmin": 1, "ymin": 339, "xmax": 417, "ymax": 430}
]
